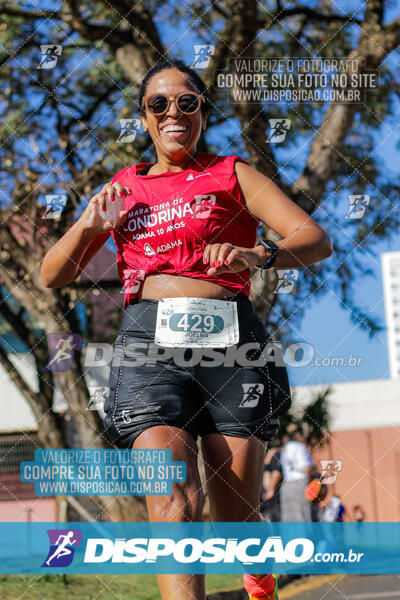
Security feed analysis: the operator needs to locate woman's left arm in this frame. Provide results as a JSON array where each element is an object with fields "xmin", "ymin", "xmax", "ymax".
[{"xmin": 235, "ymin": 161, "xmax": 333, "ymax": 269}]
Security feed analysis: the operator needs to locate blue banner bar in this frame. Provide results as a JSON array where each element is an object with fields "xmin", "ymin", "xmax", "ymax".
[{"xmin": 0, "ymin": 522, "xmax": 399, "ymax": 574}]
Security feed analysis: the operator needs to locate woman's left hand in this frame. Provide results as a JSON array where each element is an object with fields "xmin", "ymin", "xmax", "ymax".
[{"xmin": 203, "ymin": 243, "xmax": 261, "ymax": 275}]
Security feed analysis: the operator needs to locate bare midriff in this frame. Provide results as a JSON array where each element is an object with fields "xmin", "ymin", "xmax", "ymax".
[{"xmin": 139, "ymin": 273, "xmax": 235, "ymax": 300}]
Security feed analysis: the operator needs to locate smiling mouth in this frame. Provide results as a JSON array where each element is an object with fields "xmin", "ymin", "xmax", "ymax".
[{"xmin": 160, "ymin": 124, "xmax": 190, "ymax": 138}]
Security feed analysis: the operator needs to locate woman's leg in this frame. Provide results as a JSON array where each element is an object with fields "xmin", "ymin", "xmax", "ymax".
[
  {"xmin": 133, "ymin": 425, "xmax": 205, "ymax": 600},
  {"xmin": 201, "ymin": 433, "xmax": 276, "ymax": 598},
  {"xmin": 201, "ymin": 433, "xmax": 267, "ymax": 522}
]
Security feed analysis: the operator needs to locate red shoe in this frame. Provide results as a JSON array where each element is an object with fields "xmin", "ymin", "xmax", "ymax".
[{"xmin": 247, "ymin": 574, "xmax": 279, "ymax": 600}]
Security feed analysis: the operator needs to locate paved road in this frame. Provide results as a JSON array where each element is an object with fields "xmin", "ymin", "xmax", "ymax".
[{"xmin": 282, "ymin": 575, "xmax": 400, "ymax": 600}]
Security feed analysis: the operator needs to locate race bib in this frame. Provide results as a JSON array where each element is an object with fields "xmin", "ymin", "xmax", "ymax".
[{"xmin": 155, "ymin": 297, "xmax": 239, "ymax": 348}]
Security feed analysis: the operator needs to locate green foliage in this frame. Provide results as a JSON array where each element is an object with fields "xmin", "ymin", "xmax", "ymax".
[{"xmin": 276, "ymin": 386, "xmax": 332, "ymax": 446}]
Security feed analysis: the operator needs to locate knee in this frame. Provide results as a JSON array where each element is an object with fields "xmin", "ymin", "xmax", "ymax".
[{"xmin": 150, "ymin": 481, "xmax": 204, "ymax": 522}]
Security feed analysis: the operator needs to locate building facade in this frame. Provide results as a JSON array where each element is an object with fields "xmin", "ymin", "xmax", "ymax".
[
  {"xmin": 382, "ymin": 251, "xmax": 400, "ymax": 379},
  {"xmin": 294, "ymin": 378, "xmax": 400, "ymax": 522}
]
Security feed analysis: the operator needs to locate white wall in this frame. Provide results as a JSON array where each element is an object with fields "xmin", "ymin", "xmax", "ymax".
[{"xmin": 293, "ymin": 378, "xmax": 400, "ymax": 431}]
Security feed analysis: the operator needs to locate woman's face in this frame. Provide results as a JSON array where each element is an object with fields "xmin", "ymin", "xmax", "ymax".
[{"xmin": 141, "ymin": 68, "xmax": 207, "ymax": 161}]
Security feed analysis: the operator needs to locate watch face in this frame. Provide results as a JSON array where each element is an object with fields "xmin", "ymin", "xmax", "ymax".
[{"xmin": 260, "ymin": 239, "xmax": 279, "ymax": 251}]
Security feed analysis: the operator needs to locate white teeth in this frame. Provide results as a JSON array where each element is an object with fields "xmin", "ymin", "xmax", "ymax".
[{"xmin": 162, "ymin": 125, "xmax": 188, "ymax": 133}]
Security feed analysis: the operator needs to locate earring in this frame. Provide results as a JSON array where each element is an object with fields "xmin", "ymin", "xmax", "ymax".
[
  {"xmin": 143, "ymin": 124, "xmax": 148, "ymax": 131},
  {"xmin": 203, "ymin": 122, "xmax": 207, "ymax": 130}
]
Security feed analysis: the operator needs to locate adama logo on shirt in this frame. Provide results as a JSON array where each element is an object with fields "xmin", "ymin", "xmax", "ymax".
[
  {"xmin": 144, "ymin": 243, "xmax": 156, "ymax": 256},
  {"xmin": 157, "ymin": 240, "xmax": 183, "ymax": 253},
  {"xmin": 186, "ymin": 172, "xmax": 211, "ymax": 181}
]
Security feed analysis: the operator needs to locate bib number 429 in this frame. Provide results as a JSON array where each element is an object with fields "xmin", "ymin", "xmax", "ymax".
[
  {"xmin": 155, "ymin": 297, "xmax": 239, "ymax": 348},
  {"xmin": 173, "ymin": 313, "xmax": 222, "ymax": 334}
]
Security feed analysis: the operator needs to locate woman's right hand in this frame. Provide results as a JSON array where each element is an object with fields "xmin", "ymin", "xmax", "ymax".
[{"xmin": 81, "ymin": 181, "xmax": 131, "ymax": 233}]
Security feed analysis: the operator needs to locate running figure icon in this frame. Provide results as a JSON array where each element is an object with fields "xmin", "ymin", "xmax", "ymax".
[
  {"xmin": 38, "ymin": 45, "xmax": 62, "ymax": 69},
  {"xmin": 47, "ymin": 336, "xmax": 75, "ymax": 368},
  {"xmin": 44, "ymin": 333, "xmax": 82, "ymax": 372},
  {"xmin": 42, "ymin": 529, "xmax": 82, "ymax": 568},
  {"xmin": 45, "ymin": 531, "xmax": 77, "ymax": 566}
]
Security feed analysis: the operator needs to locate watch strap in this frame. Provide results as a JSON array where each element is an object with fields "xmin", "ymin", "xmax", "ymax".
[{"xmin": 257, "ymin": 240, "xmax": 279, "ymax": 280}]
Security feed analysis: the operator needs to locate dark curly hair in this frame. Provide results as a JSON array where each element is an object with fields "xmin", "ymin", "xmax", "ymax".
[{"xmin": 137, "ymin": 59, "xmax": 211, "ymax": 117}]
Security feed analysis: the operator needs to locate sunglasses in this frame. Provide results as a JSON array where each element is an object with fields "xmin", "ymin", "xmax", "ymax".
[{"xmin": 142, "ymin": 92, "xmax": 204, "ymax": 116}]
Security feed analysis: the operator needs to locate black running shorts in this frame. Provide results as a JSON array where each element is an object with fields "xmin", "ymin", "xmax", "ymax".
[{"xmin": 103, "ymin": 294, "xmax": 292, "ymax": 448}]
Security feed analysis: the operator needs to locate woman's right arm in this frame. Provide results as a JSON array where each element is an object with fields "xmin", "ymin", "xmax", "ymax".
[{"xmin": 40, "ymin": 181, "xmax": 130, "ymax": 288}]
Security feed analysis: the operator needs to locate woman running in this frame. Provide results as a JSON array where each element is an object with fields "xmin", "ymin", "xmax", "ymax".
[{"xmin": 41, "ymin": 58, "xmax": 332, "ymax": 600}]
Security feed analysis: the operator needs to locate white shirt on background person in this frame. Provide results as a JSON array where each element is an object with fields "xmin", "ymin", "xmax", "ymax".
[{"xmin": 281, "ymin": 441, "xmax": 314, "ymax": 482}]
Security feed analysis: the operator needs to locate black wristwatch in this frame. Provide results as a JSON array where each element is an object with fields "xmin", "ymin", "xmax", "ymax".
[{"xmin": 256, "ymin": 239, "xmax": 280, "ymax": 280}]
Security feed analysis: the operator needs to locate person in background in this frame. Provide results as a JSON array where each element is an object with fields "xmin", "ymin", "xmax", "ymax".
[
  {"xmin": 309, "ymin": 474, "xmax": 328, "ymax": 522},
  {"xmin": 321, "ymin": 494, "xmax": 346, "ymax": 523},
  {"xmin": 352, "ymin": 504, "xmax": 366, "ymax": 535},
  {"xmin": 321, "ymin": 494, "xmax": 347, "ymax": 552},
  {"xmin": 261, "ymin": 442, "xmax": 283, "ymax": 522},
  {"xmin": 352, "ymin": 504, "xmax": 365, "ymax": 523},
  {"xmin": 280, "ymin": 424, "xmax": 317, "ymax": 522},
  {"xmin": 336, "ymin": 496, "xmax": 346, "ymax": 522}
]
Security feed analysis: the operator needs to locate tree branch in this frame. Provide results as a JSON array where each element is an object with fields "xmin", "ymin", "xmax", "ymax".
[
  {"xmin": 217, "ymin": 0, "xmax": 280, "ymax": 181},
  {"xmin": 364, "ymin": 0, "xmax": 384, "ymax": 27},
  {"xmin": 211, "ymin": 0, "xmax": 230, "ymax": 20},
  {"xmin": 105, "ymin": 0, "xmax": 164, "ymax": 56},
  {"xmin": 0, "ymin": 7, "xmax": 60, "ymax": 19},
  {"xmin": 290, "ymin": 9, "xmax": 400, "ymax": 213},
  {"xmin": 78, "ymin": 83, "xmax": 120, "ymax": 124},
  {"xmin": 60, "ymin": 0, "xmax": 132, "ymax": 47},
  {"xmin": 259, "ymin": 6, "xmax": 362, "ymax": 28}
]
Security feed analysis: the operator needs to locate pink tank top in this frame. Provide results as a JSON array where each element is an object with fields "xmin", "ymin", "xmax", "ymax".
[{"xmin": 110, "ymin": 151, "xmax": 259, "ymax": 307}]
